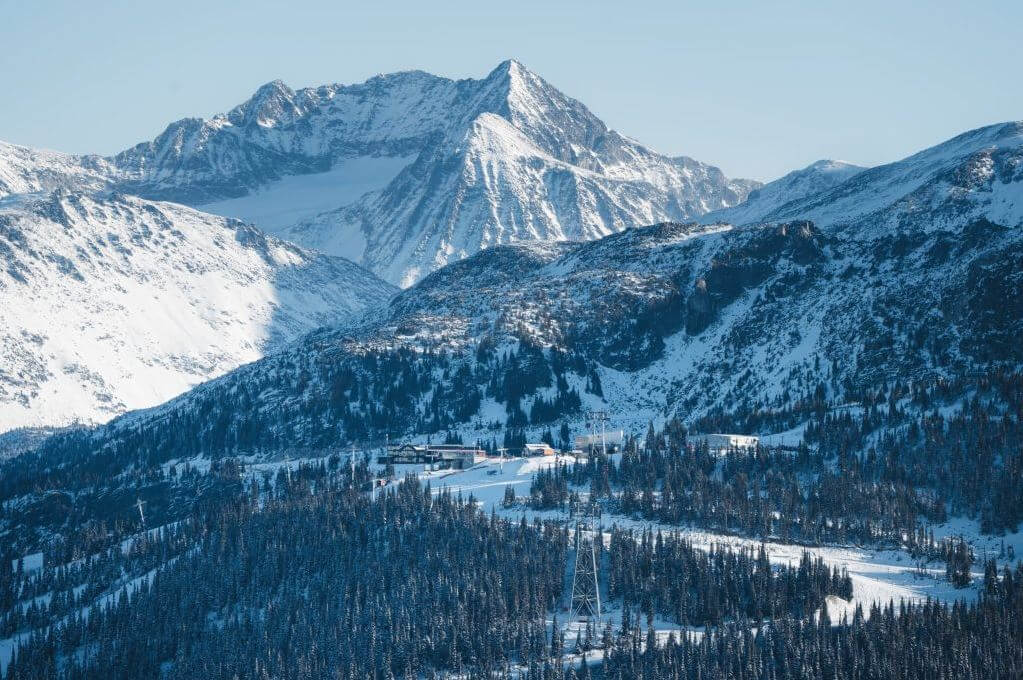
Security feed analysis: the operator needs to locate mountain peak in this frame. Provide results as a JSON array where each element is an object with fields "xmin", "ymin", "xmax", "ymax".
[
  {"xmin": 14, "ymin": 62, "xmax": 756, "ymax": 287},
  {"xmin": 805, "ymin": 159, "xmax": 862, "ymax": 173},
  {"xmin": 487, "ymin": 58, "xmax": 529, "ymax": 78},
  {"xmin": 699, "ymin": 158, "xmax": 866, "ymax": 226},
  {"xmin": 228, "ymin": 79, "xmax": 300, "ymax": 128},
  {"xmin": 469, "ymin": 58, "xmax": 609, "ymax": 162},
  {"xmin": 480, "ymin": 59, "xmax": 552, "ymax": 104},
  {"xmin": 257, "ymin": 78, "xmax": 291, "ymax": 94}
]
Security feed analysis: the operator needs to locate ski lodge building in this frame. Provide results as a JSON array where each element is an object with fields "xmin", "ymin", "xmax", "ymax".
[
  {"xmin": 522, "ymin": 443, "xmax": 557, "ymax": 457},
  {"xmin": 379, "ymin": 443, "xmax": 487, "ymax": 469}
]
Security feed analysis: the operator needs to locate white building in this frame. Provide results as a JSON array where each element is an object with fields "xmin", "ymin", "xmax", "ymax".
[{"xmin": 687, "ymin": 433, "xmax": 759, "ymax": 455}]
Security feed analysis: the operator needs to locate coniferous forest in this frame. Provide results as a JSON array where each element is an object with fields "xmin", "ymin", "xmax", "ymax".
[
  {"xmin": 3, "ymin": 465, "xmax": 1021, "ymax": 679},
  {"xmin": 603, "ymin": 573, "xmax": 1023, "ymax": 680},
  {"xmin": 1, "ymin": 371, "xmax": 1022, "ymax": 677}
]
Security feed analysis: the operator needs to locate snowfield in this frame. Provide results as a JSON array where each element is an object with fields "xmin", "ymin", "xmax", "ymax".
[
  {"xmin": 0, "ymin": 192, "xmax": 396, "ymax": 431},
  {"xmin": 199, "ymin": 155, "xmax": 413, "ymax": 236}
]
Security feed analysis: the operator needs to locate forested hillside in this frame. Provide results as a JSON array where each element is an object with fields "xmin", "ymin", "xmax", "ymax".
[{"xmin": 3, "ymin": 471, "xmax": 1020, "ymax": 679}]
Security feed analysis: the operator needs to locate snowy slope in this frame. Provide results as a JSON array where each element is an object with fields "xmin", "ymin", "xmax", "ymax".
[
  {"xmin": 731, "ymin": 121, "xmax": 1023, "ymax": 230},
  {"xmin": 701, "ymin": 159, "xmax": 865, "ymax": 225},
  {"xmin": 53, "ymin": 201, "xmax": 1021, "ymax": 460},
  {"xmin": 198, "ymin": 155, "xmax": 414, "ymax": 231},
  {"xmin": 0, "ymin": 191, "xmax": 396, "ymax": 431},
  {"xmin": 0, "ymin": 141, "xmax": 114, "ymax": 198}
]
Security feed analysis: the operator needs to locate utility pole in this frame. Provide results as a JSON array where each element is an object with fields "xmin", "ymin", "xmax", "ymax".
[{"xmin": 497, "ymin": 447, "xmax": 508, "ymax": 473}]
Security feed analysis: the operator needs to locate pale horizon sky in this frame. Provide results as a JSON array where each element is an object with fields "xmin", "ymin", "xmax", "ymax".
[{"xmin": 1, "ymin": 0, "xmax": 1020, "ymax": 181}]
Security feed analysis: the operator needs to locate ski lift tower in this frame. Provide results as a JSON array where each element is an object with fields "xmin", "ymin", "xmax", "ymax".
[
  {"xmin": 587, "ymin": 410, "xmax": 611, "ymax": 456},
  {"xmin": 570, "ymin": 505, "xmax": 602, "ymax": 620}
]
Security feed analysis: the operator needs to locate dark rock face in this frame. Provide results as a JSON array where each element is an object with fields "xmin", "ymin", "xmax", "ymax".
[
  {"xmin": 571, "ymin": 280, "xmax": 684, "ymax": 371},
  {"xmin": 960, "ymin": 243, "xmax": 1023, "ymax": 361},
  {"xmin": 685, "ymin": 279, "xmax": 714, "ymax": 335},
  {"xmin": 684, "ymin": 221, "xmax": 828, "ymax": 336}
]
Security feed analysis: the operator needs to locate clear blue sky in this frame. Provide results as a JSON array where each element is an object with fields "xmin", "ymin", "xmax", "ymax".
[{"xmin": 1, "ymin": 0, "xmax": 1019, "ymax": 180}]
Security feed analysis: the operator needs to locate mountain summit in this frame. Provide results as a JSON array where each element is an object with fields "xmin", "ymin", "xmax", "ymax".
[
  {"xmin": 11, "ymin": 61, "xmax": 754, "ymax": 287},
  {"xmin": 701, "ymin": 159, "xmax": 865, "ymax": 225},
  {"xmin": 280, "ymin": 60, "xmax": 759, "ymax": 286}
]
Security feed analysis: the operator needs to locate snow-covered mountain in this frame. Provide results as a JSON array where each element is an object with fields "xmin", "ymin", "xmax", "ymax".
[
  {"xmin": 0, "ymin": 59, "xmax": 760, "ymax": 430},
  {"xmin": 41, "ymin": 206, "xmax": 1019, "ymax": 460},
  {"xmin": 26, "ymin": 120, "xmax": 1020, "ymax": 458},
  {"xmin": 273, "ymin": 61, "xmax": 758, "ymax": 286},
  {"xmin": 1, "ymin": 61, "xmax": 757, "ymax": 287},
  {"xmin": 0, "ymin": 191, "xmax": 396, "ymax": 431},
  {"xmin": 0, "ymin": 141, "xmax": 114, "ymax": 198},
  {"xmin": 701, "ymin": 159, "xmax": 865, "ymax": 225},
  {"xmin": 708, "ymin": 122, "xmax": 1023, "ymax": 230}
]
